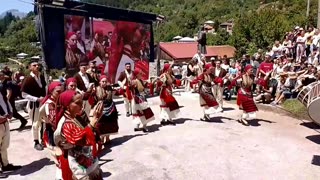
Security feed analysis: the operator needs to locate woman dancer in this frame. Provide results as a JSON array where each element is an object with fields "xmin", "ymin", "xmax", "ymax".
[
  {"xmin": 131, "ymin": 69, "xmax": 155, "ymax": 132},
  {"xmin": 197, "ymin": 64, "xmax": 219, "ymax": 121},
  {"xmin": 94, "ymin": 75, "xmax": 119, "ymax": 149},
  {"xmin": 54, "ymin": 90, "xmax": 104, "ymax": 180},
  {"xmin": 159, "ymin": 64, "xmax": 180, "ymax": 125},
  {"xmin": 39, "ymin": 82, "xmax": 63, "ymax": 180},
  {"xmin": 229, "ymin": 65, "xmax": 258, "ymax": 126}
]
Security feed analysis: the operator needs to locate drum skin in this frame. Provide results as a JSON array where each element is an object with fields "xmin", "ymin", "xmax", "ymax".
[{"xmin": 308, "ymin": 97, "xmax": 320, "ymax": 126}]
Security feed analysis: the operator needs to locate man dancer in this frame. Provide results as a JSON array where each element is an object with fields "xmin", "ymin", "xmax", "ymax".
[
  {"xmin": 21, "ymin": 61, "xmax": 46, "ymax": 151},
  {"xmin": 0, "ymin": 86, "xmax": 21, "ymax": 173},
  {"xmin": 212, "ymin": 59, "xmax": 227, "ymax": 112},
  {"xmin": 118, "ymin": 63, "xmax": 134, "ymax": 117},
  {"xmin": 74, "ymin": 61, "xmax": 95, "ymax": 116}
]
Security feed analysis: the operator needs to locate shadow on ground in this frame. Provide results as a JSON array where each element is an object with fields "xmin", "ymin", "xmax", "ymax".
[
  {"xmin": 206, "ymin": 116, "xmax": 234, "ymax": 123},
  {"xmin": 248, "ymin": 119, "xmax": 275, "ymax": 127},
  {"xmin": 312, "ymin": 155, "xmax": 320, "ymax": 166},
  {"xmin": 147, "ymin": 118, "xmax": 192, "ymax": 133},
  {"xmin": 306, "ymin": 135, "xmax": 320, "ymax": 145},
  {"xmin": 10, "ymin": 125, "xmax": 32, "ymax": 132},
  {"xmin": 300, "ymin": 122, "xmax": 320, "ymax": 130},
  {"xmin": 7, "ymin": 158, "xmax": 54, "ymax": 177}
]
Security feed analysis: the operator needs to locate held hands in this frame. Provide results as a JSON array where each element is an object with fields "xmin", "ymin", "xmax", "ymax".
[{"xmin": 90, "ymin": 101, "xmax": 103, "ymax": 127}]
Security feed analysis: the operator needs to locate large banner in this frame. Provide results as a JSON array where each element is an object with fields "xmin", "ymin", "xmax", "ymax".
[{"xmin": 64, "ymin": 15, "xmax": 152, "ymax": 82}]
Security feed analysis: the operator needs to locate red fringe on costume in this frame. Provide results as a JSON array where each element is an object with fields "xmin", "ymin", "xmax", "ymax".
[
  {"xmin": 159, "ymin": 86, "xmax": 180, "ymax": 112},
  {"xmin": 237, "ymin": 89, "xmax": 258, "ymax": 113}
]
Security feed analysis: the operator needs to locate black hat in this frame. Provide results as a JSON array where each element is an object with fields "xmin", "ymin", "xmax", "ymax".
[{"xmin": 79, "ymin": 61, "xmax": 88, "ymax": 66}]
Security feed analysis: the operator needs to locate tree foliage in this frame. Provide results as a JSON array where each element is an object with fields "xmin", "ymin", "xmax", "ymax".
[
  {"xmin": 0, "ymin": 13, "xmax": 39, "ymax": 62},
  {"xmin": 81, "ymin": 0, "xmax": 314, "ymax": 57}
]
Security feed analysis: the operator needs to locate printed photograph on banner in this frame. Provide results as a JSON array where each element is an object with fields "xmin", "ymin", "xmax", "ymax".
[
  {"xmin": 64, "ymin": 15, "xmax": 92, "ymax": 76},
  {"xmin": 63, "ymin": 15, "xmax": 152, "ymax": 82}
]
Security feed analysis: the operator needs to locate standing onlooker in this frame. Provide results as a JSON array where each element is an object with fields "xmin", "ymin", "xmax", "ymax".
[
  {"xmin": 0, "ymin": 72, "xmax": 27, "ymax": 129},
  {"xmin": 0, "ymin": 84, "xmax": 22, "ymax": 173},
  {"xmin": 197, "ymin": 26, "xmax": 207, "ymax": 54},
  {"xmin": 21, "ymin": 60, "xmax": 47, "ymax": 151}
]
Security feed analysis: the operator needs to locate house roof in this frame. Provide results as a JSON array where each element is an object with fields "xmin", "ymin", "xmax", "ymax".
[{"xmin": 159, "ymin": 42, "xmax": 236, "ymax": 60}]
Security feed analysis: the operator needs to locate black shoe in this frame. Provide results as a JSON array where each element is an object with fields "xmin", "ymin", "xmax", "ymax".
[
  {"xmin": 126, "ymin": 112, "xmax": 130, "ymax": 117},
  {"xmin": 0, "ymin": 172, "xmax": 8, "ymax": 178},
  {"xmin": 19, "ymin": 120, "xmax": 27, "ymax": 129},
  {"xmin": 142, "ymin": 128, "xmax": 149, "ymax": 133},
  {"xmin": 160, "ymin": 120, "xmax": 168, "ymax": 126},
  {"xmin": 167, "ymin": 120, "xmax": 176, "ymax": 126},
  {"xmin": 34, "ymin": 143, "xmax": 44, "ymax": 151},
  {"xmin": 134, "ymin": 128, "xmax": 142, "ymax": 132},
  {"xmin": 2, "ymin": 164, "xmax": 22, "ymax": 172},
  {"xmin": 200, "ymin": 118, "xmax": 206, "ymax": 121}
]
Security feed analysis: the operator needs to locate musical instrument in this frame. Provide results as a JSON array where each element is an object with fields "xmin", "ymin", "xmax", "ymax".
[{"xmin": 297, "ymin": 81, "xmax": 320, "ymax": 125}]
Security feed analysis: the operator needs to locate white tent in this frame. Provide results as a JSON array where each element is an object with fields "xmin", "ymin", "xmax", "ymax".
[
  {"xmin": 31, "ymin": 55, "xmax": 41, "ymax": 59},
  {"xmin": 16, "ymin": 53, "xmax": 28, "ymax": 59},
  {"xmin": 178, "ymin": 37, "xmax": 195, "ymax": 42},
  {"xmin": 173, "ymin": 35, "xmax": 183, "ymax": 40}
]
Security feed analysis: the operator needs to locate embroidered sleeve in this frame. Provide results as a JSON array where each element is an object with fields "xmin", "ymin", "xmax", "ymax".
[{"xmin": 62, "ymin": 122, "xmax": 95, "ymax": 146}]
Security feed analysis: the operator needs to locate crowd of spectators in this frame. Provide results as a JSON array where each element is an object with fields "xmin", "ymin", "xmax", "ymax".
[{"xmin": 170, "ymin": 25, "xmax": 320, "ymax": 106}]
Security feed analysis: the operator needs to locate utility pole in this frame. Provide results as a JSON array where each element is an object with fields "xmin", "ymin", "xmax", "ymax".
[{"xmin": 318, "ymin": 0, "xmax": 320, "ymax": 28}]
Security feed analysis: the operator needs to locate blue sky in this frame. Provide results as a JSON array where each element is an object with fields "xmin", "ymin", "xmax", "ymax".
[{"xmin": 0, "ymin": 0, "xmax": 34, "ymax": 14}]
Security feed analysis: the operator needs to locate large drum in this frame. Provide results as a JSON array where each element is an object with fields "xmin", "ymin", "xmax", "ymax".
[{"xmin": 297, "ymin": 81, "xmax": 320, "ymax": 125}]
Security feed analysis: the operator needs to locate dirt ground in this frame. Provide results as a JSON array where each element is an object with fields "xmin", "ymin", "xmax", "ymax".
[{"xmin": 5, "ymin": 92, "xmax": 320, "ymax": 180}]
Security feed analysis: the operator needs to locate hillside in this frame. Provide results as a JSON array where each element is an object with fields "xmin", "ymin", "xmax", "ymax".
[
  {"xmin": 0, "ymin": 9, "xmax": 27, "ymax": 19},
  {"xmin": 0, "ymin": 0, "xmax": 318, "ymax": 63},
  {"xmin": 81, "ymin": 0, "xmax": 317, "ymax": 56}
]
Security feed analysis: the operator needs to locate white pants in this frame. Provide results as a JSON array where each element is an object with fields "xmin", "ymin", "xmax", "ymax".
[
  {"xmin": 213, "ymin": 85, "xmax": 224, "ymax": 109},
  {"xmin": 28, "ymin": 103, "xmax": 41, "ymax": 141},
  {"xmin": 124, "ymin": 98, "xmax": 132, "ymax": 114},
  {"xmin": 185, "ymin": 76, "xmax": 195, "ymax": 91},
  {"xmin": 0, "ymin": 122, "xmax": 10, "ymax": 167}
]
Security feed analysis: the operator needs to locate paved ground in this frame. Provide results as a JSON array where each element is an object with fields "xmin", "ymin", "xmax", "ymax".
[{"xmin": 5, "ymin": 92, "xmax": 320, "ymax": 180}]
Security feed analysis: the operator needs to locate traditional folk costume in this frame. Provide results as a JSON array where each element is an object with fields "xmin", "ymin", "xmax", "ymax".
[
  {"xmin": 131, "ymin": 69, "xmax": 155, "ymax": 132},
  {"xmin": 197, "ymin": 64, "xmax": 219, "ymax": 121},
  {"xmin": 229, "ymin": 65, "xmax": 258, "ymax": 126},
  {"xmin": 54, "ymin": 90, "xmax": 102, "ymax": 180},
  {"xmin": 21, "ymin": 72, "xmax": 46, "ymax": 150},
  {"xmin": 0, "ymin": 90, "xmax": 20, "ymax": 172},
  {"xmin": 159, "ymin": 64, "xmax": 180, "ymax": 125},
  {"xmin": 118, "ymin": 68, "xmax": 134, "ymax": 117},
  {"xmin": 39, "ymin": 82, "xmax": 62, "ymax": 179},
  {"xmin": 212, "ymin": 60, "xmax": 227, "ymax": 112},
  {"xmin": 74, "ymin": 66, "xmax": 95, "ymax": 116},
  {"xmin": 94, "ymin": 75, "xmax": 119, "ymax": 141}
]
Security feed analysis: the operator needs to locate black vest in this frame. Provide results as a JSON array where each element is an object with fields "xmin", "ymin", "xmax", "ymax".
[{"xmin": 187, "ymin": 63, "xmax": 196, "ymax": 77}]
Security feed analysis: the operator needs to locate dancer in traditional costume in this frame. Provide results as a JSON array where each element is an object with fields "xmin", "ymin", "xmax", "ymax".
[
  {"xmin": 21, "ymin": 60, "xmax": 46, "ymax": 151},
  {"xmin": 131, "ymin": 69, "xmax": 155, "ymax": 132},
  {"xmin": 117, "ymin": 63, "xmax": 134, "ymax": 117},
  {"xmin": 197, "ymin": 64, "xmax": 219, "ymax": 121},
  {"xmin": 39, "ymin": 82, "xmax": 63, "ymax": 180},
  {"xmin": 94, "ymin": 75, "xmax": 119, "ymax": 149},
  {"xmin": 54, "ymin": 90, "xmax": 104, "ymax": 180},
  {"xmin": 229, "ymin": 65, "xmax": 258, "ymax": 126},
  {"xmin": 159, "ymin": 64, "xmax": 180, "ymax": 125}
]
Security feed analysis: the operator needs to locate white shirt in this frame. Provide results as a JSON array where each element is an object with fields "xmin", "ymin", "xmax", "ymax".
[
  {"xmin": 215, "ymin": 68, "xmax": 221, "ymax": 77},
  {"xmin": 22, "ymin": 72, "xmax": 44, "ymax": 102},
  {"xmin": 221, "ymin": 64, "xmax": 230, "ymax": 71},
  {"xmin": 0, "ymin": 93, "xmax": 12, "ymax": 117},
  {"xmin": 78, "ymin": 71, "xmax": 90, "ymax": 89},
  {"xmin": 193, "ymin": 53, "xmax": 205, "ymax": 62},
  {"xmin": 272, "ymin": 45, "xmax": 283, "ymax": 56}
]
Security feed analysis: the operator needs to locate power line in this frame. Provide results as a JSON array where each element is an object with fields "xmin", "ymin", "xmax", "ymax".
[{"xmin": 16, "ymin": 0, "xmax": 35, "ymax": 6}]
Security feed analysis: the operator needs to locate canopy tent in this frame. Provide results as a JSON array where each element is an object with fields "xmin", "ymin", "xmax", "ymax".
[
  {"xmin": 204, "ymin": 20, "xmax": 214, "ymax": 24},
  {"xmin": 16, "ymin": 53, "xmax": 28, "ymax": 59}
]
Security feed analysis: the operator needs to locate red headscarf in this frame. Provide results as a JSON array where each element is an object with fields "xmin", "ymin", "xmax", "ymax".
[
  {"xmin": 66, "ymin": 32, "xmax": 76, "ymax": 40},
  {"xmin": 245, "ymin": 65, "xmax": 253, "ymax": 72},
  {"xmin": 41, "ymin": 82, "xmax": 62, "ymax": 105},
  {"xmin": 205, "ymin": 63, "xmax": 212, "ymax": 70},
  {"xmin": 162, "ymin": 63, "xmax": 171, "ymax": 74},
  {"xmin": 66, "ymin": 77, "xmax": 77, "ymax": 87},
  {"xmin": 55, "ymin": 90, "xmax": 77, "ymax": 127},
  {"xmin": 99, "ymin": 75, "xmax": 108, "ymax": 81}
]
